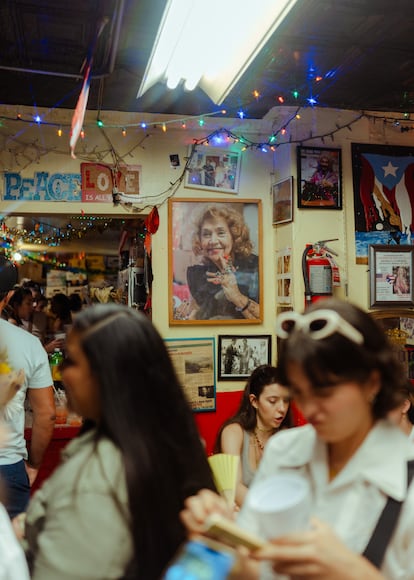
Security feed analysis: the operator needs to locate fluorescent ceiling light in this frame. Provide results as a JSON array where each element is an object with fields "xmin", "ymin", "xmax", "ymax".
[{"xmin": 137, "ymin": 0, "xmax": 298, "ymax": 105}]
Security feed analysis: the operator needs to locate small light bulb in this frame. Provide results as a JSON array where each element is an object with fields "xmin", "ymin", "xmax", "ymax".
[
  {"xmin": 122, "ymin": 127, "xmax": 127, "ymax": 137},
  {"xmin": 57, "ymin": 127, "xmax": 62, "ymax": 137}
]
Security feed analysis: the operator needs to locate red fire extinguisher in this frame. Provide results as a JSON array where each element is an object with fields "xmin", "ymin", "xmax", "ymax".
[{"xmin": 302, "ymin": 239, "xmax": 340, "ymax": 308}]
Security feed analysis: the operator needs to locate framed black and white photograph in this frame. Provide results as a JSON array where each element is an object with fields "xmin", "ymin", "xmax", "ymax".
[
  {"xmin": 369, "ymin": 244, "xmax": 414, "ymax": 307},
  {"xmin": 218, "ymin": 335, "xmax": 271, "ymax": 381},
  {"xmin": 297, "ymin": 146, "xmax": 342, "ymax": 209}
]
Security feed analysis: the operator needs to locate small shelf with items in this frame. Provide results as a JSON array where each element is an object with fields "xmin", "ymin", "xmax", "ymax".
[{"xmin": 370, "ymin": 309, "xmax": 414, "ymax": 380}]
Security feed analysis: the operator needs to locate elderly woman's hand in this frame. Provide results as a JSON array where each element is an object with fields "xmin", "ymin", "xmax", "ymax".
[{"xmin": 252, "ymin": 518, "xmax": 383, "ymax": 580}]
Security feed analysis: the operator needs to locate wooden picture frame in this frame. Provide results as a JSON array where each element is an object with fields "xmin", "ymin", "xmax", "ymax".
[
  {"xmin": 272, "ymin": 177, "xmax": 293, "ymax": 225},
  {"xmin": 169, "ymin": 198, "xmax": 263, "ymax": 325},
  {"xmin": 185, "ymin": 146, "xmax": 241, "ymax": 194},
  {"xmin": 165, "ymin": 337, "xmax": 216, "ymax": 412},
  {"xmin": 369, "ymin": 244, "xmax": 414, "ymax": 307},
  {"xmin": 297, "ymin": 146, "xmax": 342, "ymax": 209},
  {"xmin": 218, "ymin": 335, "xmax": 272, "ymax": 380}
]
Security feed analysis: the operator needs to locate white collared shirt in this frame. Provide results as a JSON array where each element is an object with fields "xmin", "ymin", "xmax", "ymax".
[{"xmin": 238, "ymin": 420, "xmax": 414, "ymax": 579}]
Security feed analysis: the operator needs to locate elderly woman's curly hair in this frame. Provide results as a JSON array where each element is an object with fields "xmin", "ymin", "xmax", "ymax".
[{"xmin": 191, "ymin": 205, "xmax": 253, "ymax": 260}]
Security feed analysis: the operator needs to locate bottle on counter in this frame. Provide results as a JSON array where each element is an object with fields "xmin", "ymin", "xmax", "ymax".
[{"xmin": 49, "ymin": 348, "xmax": 64, "ymax": 388}]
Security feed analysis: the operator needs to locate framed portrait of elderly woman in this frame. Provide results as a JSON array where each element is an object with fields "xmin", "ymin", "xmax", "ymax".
[
  {"xmin": 185, "ymin": 146, "xmax": 242, "ymax": 194},
  {"xmin": 169, "ymin": 198, "xmax": 263, "ymax": 325}
]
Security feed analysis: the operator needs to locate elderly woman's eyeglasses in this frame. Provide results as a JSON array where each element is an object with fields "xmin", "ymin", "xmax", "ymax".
[{"xmin": 276, "ymin": 309, "xmax": 364, "ymax": 345}]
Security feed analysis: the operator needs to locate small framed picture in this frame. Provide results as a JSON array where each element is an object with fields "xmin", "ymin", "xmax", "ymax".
[
  {"xmin": 165, "ymin": 337, "xmax": 216, "ymax": 412},
  {"xmin": 218, "ymin": 335, "xmax": 272, "ymax": 381},
  {"xmin": 297, "ymin": 146, "xmax": 342, "ymax": 209},
  {"xmin": 185, "ymin": 146, "xmax": 241, "ymax": 194},
  {"xmin": 369, "ymin": 244, "xmax": 414, "ymax": 307},
  {"xmin": 272, "ymin": 177, "xmax": 293, "ymax": 225}
]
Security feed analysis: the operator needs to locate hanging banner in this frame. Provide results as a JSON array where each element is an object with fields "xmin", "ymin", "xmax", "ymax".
[
  {"xmin": 2, "ymin": 172, "xmax": 81, "ymax": 201},
  {"xmin": 81, "ymin": 163, "xmax": 141, "ymax": 202}
]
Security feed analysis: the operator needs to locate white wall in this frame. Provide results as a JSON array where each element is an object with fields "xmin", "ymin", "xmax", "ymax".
[{"xmin": 0, "ymin": 104, "xmax": 411, "ymax": 390}]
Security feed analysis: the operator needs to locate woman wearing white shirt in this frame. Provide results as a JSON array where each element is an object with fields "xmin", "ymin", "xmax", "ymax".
[{"xmin": 181, "ymin": 299, "xmax": 414, "ymax": 579}]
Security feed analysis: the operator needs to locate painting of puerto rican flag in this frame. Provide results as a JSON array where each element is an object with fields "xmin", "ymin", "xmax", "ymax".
[{"xmin": 352, "ymin": 143, "xmax": 414, "ymax": 264}]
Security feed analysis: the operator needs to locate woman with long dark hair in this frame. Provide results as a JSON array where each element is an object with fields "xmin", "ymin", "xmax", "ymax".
[
  {"xmin": 214, "ymin": 365, "xmax": 292, "ymax": 507},
  {"xmin": 24, "ymin": 304, "xmax": 216, "ymax": 579}
]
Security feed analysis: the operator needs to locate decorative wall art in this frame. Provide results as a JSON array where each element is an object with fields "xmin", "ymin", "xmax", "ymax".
[
  {"xmin": 218, "ymin": 335, "xmax": 271, "ymax": 380},
  {"xmin": 169, "ymin": 198, "xmax": 262, "ymax": 325},
  {"xmin": 369, "ymin": 244, "xmax": 414, "ymax": 307},
  {"xmin": 352, "ymin": 142, "xmax": 414, "ymax": 264},
  {"xmin": 272, "ymin": 177, "xmax": 293, "ymax": 225},
  {"xmin": 276, "ymin": 247, "xmax": 292, "ymax": 305},
  {"xmin": 185, "ymin": 147, "xmax": 241, "ymax": 194},
  {"xmin": 297, "ymin": 146, "xmax": 342, "ymax": 209},
  {"xmin": 165, "ymin": 337, "xmax": 216, "ymax": 411}
]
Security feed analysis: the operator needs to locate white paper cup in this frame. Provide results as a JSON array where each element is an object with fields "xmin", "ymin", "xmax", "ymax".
[{"xmin": 246, "ymin": 473, "xmax": 311, "ymax": 539}]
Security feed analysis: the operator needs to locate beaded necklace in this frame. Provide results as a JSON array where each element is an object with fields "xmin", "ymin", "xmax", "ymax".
[{"xmin": 254, "ymin": 429, "xmax": 265, "ymax": 451}]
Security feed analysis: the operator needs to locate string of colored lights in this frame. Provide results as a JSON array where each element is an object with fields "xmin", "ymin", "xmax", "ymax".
[{"xmin": 1, "ymin": 106, "xmax": 412, "ymax": 144}]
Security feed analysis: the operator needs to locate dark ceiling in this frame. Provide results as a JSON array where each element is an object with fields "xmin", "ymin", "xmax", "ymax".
[{"xmin": 1, "ymin": 0, "xmax": 414, "ymax": 120}]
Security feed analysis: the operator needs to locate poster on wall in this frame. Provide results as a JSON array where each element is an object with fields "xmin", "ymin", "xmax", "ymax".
[
  {"xmin": 297, "ymin": 146, "xmax": 342, "ymax": 209},
  {"xmin": 368, "ymin": 244, "xmax": 414, "ymax": 307},
  {"xmin": 81, "ymin": 163, "xmax": 141, "ymax": 202},
  {"xmin": 165, "ymin": 337, "xmax": 216, "ymax": 412},
  {"xmin": 352, "ymin": 142, "xmax": 414, "ymax": 264},
  {"xmin": 169, "ymin": 198, "xmax": 262, "ymax": 325},
  {"xmin": 2, "ymin": 171, "xmax": 81, "ymax": 201}
]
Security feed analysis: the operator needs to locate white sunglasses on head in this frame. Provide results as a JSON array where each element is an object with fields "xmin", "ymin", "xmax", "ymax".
[{"xmin": 276, "ymin": 309, "xmax": 364, "ymax": 345}]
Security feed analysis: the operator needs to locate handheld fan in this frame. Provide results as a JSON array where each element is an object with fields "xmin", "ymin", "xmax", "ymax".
[{"xmin": 208, "ymin": 453, "xmax": 239, "ymax": 507}]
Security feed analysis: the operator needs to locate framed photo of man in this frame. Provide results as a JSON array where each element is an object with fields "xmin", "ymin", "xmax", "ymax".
[
  {"xmin": 169, "ymin": 198, "xmax": 263, "ymax": 325},
  {"xmin": 297, "ymin": 146, "xmax": 342, "ymax": 209}
]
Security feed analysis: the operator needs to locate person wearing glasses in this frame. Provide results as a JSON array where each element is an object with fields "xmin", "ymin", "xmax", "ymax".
[{"xmin": 180, "ymin": 298, "xmax": 414, "ymax": 579}]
